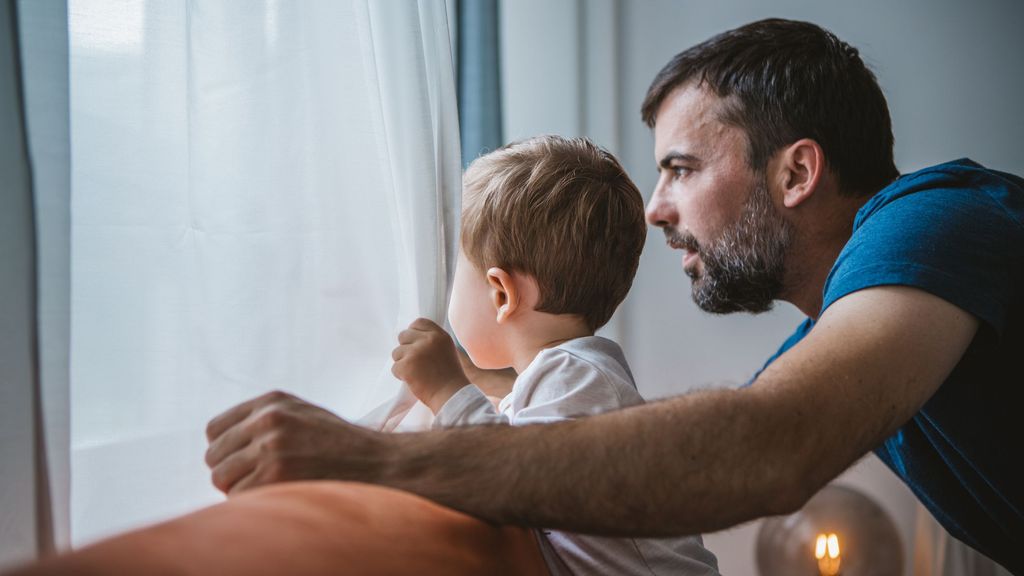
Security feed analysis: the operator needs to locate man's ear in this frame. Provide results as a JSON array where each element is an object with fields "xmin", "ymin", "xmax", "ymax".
[
  {"xmin": 486, "ymin": 267, "xmax": 518, "ymax": 323},
  {"xmin": 775, "ymin": 138, "xmax": 825, "ymax": 209}
]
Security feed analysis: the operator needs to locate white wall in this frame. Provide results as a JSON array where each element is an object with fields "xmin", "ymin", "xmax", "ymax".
[{"xmin": 500, "ymin": 1, "xmax": 1024, "ymax": 574}]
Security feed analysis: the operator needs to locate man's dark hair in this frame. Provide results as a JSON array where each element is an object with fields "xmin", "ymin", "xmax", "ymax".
[{"xmin": 641, "ymin": 18, "xmax": 899, "ymax": 197}]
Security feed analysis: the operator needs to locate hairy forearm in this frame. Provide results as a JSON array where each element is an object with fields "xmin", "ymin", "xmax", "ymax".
[
  {"xmin": 210, "ymin": 289, "xmax": 971, "ymax": 533},
  {"xmin": 376, "ymin": 385, "xmax": 818, "ymax": 536}
]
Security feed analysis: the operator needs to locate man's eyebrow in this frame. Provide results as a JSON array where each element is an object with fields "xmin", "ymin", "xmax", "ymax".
[{"xmin": 658, "ymin": 152, "xmax": 701, "ymax": 170}]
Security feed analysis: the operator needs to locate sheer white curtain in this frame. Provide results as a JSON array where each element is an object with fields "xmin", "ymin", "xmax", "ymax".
[{"xmin": 63, "ymin": 0, "xmax": 459, "ymax": 547}]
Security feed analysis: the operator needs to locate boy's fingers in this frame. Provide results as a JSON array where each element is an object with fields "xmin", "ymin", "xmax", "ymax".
[{"xmin": 410, "ymin": 317, "xmax": 439, "ymax": 331}]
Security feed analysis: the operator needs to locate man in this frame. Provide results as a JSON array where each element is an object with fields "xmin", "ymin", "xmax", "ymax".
[{"xmin": 205, "ymin": 19, "xmax": 1022, "ymax": 572}]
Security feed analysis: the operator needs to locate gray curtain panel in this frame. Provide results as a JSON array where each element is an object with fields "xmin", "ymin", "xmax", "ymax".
[
  {"xmin": 457, "ymin": 0, "xmax": 502, "ymax": 167},
  {"xmin": 0, "ymin": 0, "xmax": 69, "ymax": 569},
  {"xmin": 0, "ymin": 0, "xmax": 48, "ymax": 566}
]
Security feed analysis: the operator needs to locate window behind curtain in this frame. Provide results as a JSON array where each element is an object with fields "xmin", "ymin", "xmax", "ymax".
[{"xmin": 68, "ymin": 0, "xmax": 460, "ymax": 545}]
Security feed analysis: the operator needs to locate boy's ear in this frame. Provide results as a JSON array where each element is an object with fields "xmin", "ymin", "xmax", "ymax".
[
  {"xmin": 775, "ymin": 138, "xmax": 825, "ymax": 209},
  {"xmin": 486, "ymin": 267, "xmax": 518, "ymax": 323}
]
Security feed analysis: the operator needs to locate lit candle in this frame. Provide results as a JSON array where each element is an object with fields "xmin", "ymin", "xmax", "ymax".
[{"xmin": 815, "ymin": 533, "xmax": 842, "ymax": 576}]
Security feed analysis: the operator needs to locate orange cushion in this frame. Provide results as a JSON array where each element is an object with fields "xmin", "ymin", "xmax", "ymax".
[{"xmin": 3, "ymin": 482, "xmax": 550, "ymax": 576}]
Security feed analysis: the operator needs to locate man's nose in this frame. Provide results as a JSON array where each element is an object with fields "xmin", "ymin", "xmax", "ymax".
[{"xmin": 645, "ymin": 176, "xmax": 677, "ymax": 228}]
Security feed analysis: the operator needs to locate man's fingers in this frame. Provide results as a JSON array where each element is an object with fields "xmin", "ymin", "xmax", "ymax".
[
  {"xmin": 227, "ymin": 457, "xmax": 289, "ymax": 496},
  {"xmin": 205, "ymin": 419, "xmax": 253, "ymax": 468},
  {"xmin": 227, "ymin": 469, "xmax": 260, "ymax": 496},
  {"xmin": 397, "ymin": 329, "xmax": 418, "ymax": 345},
  {"xmin": 206, "ymin": 390, "xmax": 289, "ymax": 441},
  {"xmin": 206, "ymin": 401, "xmax": 256, "ymax": 442},
  {"xmin": 210, "ymin": 443, "xmax": 258, "ymax": 494}
]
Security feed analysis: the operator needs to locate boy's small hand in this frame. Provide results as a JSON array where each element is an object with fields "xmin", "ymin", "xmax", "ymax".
[{"xmin": 392, "ymin": 318, "xmax": 470, "ymax": 414}]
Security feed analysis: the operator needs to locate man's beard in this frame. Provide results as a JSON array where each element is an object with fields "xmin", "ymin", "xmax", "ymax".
[{"xmin": 666, "ymin": 178, "xmax": 793, "ymax": 314}]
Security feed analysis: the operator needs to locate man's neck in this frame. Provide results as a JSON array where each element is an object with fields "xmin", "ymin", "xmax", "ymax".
[{"xmin": 781, "ymin": 195, "xmax": 869, "ymax": 319}]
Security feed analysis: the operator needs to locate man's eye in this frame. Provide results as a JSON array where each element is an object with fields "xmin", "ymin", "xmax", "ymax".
[{"xmin": 672, "ymin": 166, "xmax": 691, "ymax": 178}]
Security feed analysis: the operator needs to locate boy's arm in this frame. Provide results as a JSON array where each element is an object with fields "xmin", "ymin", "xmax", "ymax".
[
  {"xmin": 432, "ymin": 385, "xmax": 509, "ymax": 428},
  {"xmin": 393, "ymin": 318, "xmax": 509, "ymax": 426},
  {"xmin": 206, "ymin": 286, "xmax": 976, "ymax": 536}
]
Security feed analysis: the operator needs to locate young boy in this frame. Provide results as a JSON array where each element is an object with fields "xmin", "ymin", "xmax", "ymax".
[{"xmin": 391, "ymin": 136, "xmax": 720, "ymax": 576}]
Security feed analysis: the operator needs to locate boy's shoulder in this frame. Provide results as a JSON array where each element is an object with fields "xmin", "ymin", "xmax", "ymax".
[
  {"xmin": 507, "ymin": 336, "xmax": 643, "ymax": 416},
  {"xmin": 544, "ymin": 336, "xmax": 635, "ymax": 384}
]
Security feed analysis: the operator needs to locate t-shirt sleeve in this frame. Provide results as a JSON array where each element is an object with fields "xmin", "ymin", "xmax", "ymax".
[
  {"xmin": 431, "ymin": 384, "xmax": 509, "ymax": 428},
  {"xmin": 823, "ymin": 182, "xmax": 1023, "ymax": 333},
  {"xmin": 749, "ymin": 318, "xmax": 815, "ymax": 385}
]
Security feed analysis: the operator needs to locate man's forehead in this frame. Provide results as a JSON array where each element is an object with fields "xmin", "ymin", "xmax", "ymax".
[
  {"xmin": 653, "ymin": 83, "xmax": 740, "ymax": 160},
  {"xmin": 659, "ymin": 82, "xmax": 722, "ymax": 118}
]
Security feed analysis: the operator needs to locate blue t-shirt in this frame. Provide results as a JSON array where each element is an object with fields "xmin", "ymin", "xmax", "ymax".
[{"xmin": 757, "ymin": 159, "xmax": 1024, "ymax": 573}]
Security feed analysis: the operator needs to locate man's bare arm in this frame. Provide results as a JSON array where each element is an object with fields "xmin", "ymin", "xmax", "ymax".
[{"xmin": 206, "ymin": 286, "xmax": 977, "ymax": 535}]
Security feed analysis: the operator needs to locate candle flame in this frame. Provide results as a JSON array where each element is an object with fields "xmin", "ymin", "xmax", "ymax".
[
  {"xmin": 827, "ymin": 534, "xmax": 840, "ymax": 559},
  {"xmin": 815, "ymin": 533, "xmax": 841, "ymax": 576}
]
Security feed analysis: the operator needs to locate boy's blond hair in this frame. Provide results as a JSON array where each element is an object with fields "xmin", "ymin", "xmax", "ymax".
[{"xmin": 461, "ymin": 136, "xmax": 646, "ymax": 331}]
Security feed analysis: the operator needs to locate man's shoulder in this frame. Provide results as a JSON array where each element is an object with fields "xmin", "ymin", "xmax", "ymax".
[
  {"xmin": 855, "ymin": 158, "xmax": 1024, "ymax": 229},
  {"xmin": 823, "ymin": 158, "xmax": 1024, "ymax": 333}
]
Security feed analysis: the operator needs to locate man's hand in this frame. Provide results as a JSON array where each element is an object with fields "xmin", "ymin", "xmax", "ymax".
[
  {"xmin": 204, "ymin": 391, "xmax": 390, "ymax": 495},
  {"xmin": 392, "ymin": 318, "xmax": 471, "ymax": 413}
]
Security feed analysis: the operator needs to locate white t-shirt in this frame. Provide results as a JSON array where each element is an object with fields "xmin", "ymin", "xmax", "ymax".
[{"xmin": 434, "ymin": 336, "xmax": 720, "ymax": 576}]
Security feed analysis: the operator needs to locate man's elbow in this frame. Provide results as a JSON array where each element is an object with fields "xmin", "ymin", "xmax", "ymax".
[
  {"xmin": 757, "ymin": 441, "xmax": 850, "ymax": 519},
  {"xmin": 760, "ymin": 477, "xmax": 814, "ymax": 518},
  {"xmin": 749, "ymin": 436, "xmax": 828, "ymax": 519}
]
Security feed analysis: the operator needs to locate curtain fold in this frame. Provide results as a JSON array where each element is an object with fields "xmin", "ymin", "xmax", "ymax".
[{"xmin": 356, "ymin": 0, "xmax": 462, "ymax": 432}]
